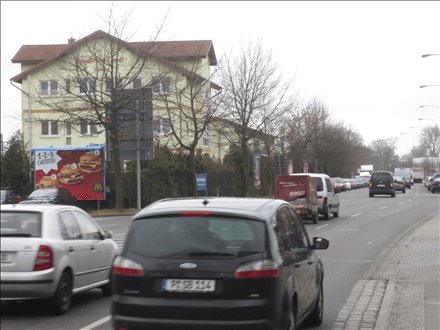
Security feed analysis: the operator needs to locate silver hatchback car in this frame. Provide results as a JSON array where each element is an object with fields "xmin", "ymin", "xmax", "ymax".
[{"xmin": 1, "ymin": 204, "xmax": 118, "ymax": 314}]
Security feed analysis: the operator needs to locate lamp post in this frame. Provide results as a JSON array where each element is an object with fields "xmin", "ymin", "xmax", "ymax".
[
  {"xmin": 420, "ymin": 104, "xmax": 440, "ymax": 110},
  {"xmin": 422, "ymin": 54, "xmax": 440, "ymax": 58},
  {"xmin": 400, "ymin": 132, "xmax": 414, "ymax": 151},
  {"xmin": 420, "ymin": 85, "xmax": 440, "ymax": 89},
  {"xmin": 418, "ymin": 117, "xmax": 439, "ymax": 126}
]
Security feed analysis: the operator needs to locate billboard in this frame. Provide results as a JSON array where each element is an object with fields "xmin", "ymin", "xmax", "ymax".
[{"xmin": 33, "ymin": 147, "xmax": 105, "ymax": 200}]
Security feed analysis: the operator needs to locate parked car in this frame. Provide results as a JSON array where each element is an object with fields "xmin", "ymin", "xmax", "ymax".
[
  {"xmin": 112, "ymin": 197, "xmax": 330, "ymax": 330},
  {"xmin": 292, "ymin": 173, "xmax": 340, "ymax": 220},
  {"xmin": 343, "ymin": 178, "xmax": 352, "ymax": 190},
  {"xmin": 0, "ymin": 187, "xmax": 22, "ymax": 204},
  {"xmin": 275, "ymin": 174, "xmax": 319, "ymax": 223},
  {"xmin": 425, "ymin": 176, "xmax": 433, "ymax": 191},
  {"xmin": 430, "ymin": 177, "xmax": 440, "ymax": 193},
  {"xmin": 331, "ymin": 177, "xmax": 345, "ymax": 192},
  {"xmin": 393, "ymin": 176, "xmax": 406, "ymax": 193},
  {"xmin": 0, "ymin": 204, "xmax": 118, "ymax": 315},
  {"xmin": 369, "ymin": 171, "xmax": 396, "ymax": 197},
  {"xmin": 19, "ymin": 187, "xmax": 76, "ymax": 205}
]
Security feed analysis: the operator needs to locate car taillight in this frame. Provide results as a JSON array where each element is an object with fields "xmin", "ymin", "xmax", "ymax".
[
  {"xmin": 112, "ymin": 256, "xmax": 144, "ymax": 276},
  {"xmin": 368, "ymin": 182, "xmax": 372, "ymax": 188},
  {"xmin": 180, "ymin": 211, "xmax": 211, "ymax": 217},
  {"xmin": 390, "ymin": 182, "xmax": 394, "ymax": 188},
  {"xmin": 33, "ymin": 245, "xmax": 53, "ymax": 271},
  {"xmin": 293, "ymin": 204, "xmax": 304, "ymax": 209},
  {"xmin": 234, "ymin": 260, "xmax": 280, "ymax": 278}
]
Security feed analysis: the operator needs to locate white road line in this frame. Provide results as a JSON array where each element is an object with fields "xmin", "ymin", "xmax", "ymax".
[
  {"xmin": 79, "ymin": 315, "xmax": 111, "ymax": 330},
  {"xmin": 379, "ymin": 206, "xmax": 387, "ymax": 210},
  {"xmin": 100, "ymin": 223, "xmax": 119, "ymax": 227},
  {"xmin": 315, "ymin": 224, "xmax": 329, "ymax": 229},
  {"xmin": 350, "ymin": 213, "xmax": 362, "ymax": 218}
]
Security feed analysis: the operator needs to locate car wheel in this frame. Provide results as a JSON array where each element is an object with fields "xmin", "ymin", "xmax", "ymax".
[
  {"xmin": 304, "ymin": 280, "xmax": 324, "ymax": 326},
  {"xmin": 333, "ymin": 210, "xmax": 339, "ymax": 218},
  {"xmin": 391, "ymin": 193, "xmax": 396, "ymax": 197},
  {"xmin": 101, "ymin": 278, "xmax": 112, "ymax": 297},
  {"xmin": 369, "ymin": 192, "xmax": 374, "ymax": 197},
  {"xmin": 286, "ymin": 299, "xmax": 297, "ymax": 330},
  {"xmin": 50, "ymin": 271, "xmax": 73, "ymax": 315}
]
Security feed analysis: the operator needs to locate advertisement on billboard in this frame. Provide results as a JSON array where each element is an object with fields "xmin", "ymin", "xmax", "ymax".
[{"xmin": 33, "ymin": 147, "xmax": 105, "ymax": 200}]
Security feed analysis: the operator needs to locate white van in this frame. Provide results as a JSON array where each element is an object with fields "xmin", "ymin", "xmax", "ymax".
[{"xmin": 291, "ymin": 173, "xmax": 340, "ymax": 220}]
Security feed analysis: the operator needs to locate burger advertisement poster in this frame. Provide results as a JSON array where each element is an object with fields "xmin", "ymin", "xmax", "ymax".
[{"xmin": 33, "ymin": 147, "xmax": 105, "ymax": 200}]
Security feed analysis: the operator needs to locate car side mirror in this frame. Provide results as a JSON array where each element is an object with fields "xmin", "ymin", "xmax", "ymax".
[
  {"xmin": 311, "ymin": 237, "xmax": 329, "ymax": 250},
  {"xmin": 104, "ymin": 230, "xmax": 113, "ymax": 239}
]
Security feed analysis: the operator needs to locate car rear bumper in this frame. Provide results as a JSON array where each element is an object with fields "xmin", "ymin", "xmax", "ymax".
[
  {"xmin": 369, "ymin": 189, "xmax": 394, "ymax": 195},
  {"xmin": 112, "ymin": 295, "xmax": 277, "ymax": 330},
  {"xmin": 0, "ymin": 269, "xmax": 56, "ymax": 300}
]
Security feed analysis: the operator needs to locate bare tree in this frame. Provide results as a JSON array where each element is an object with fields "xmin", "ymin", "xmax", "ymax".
[
  {"xmin": 152, "ymin": 61, "xmax": 223, "ymax": 196},
  {"xmin": 32, "ymin": 9, "xmax": 168, "ymax": 209},
  {"xmin": 219, "ymin": 39, "xmax": 296, "ymax": 196},
  {"xmin": 420, "ymin": 125, "xmax": 440, "ymax": 157}
]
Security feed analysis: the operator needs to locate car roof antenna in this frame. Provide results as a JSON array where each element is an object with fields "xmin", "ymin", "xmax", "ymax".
[{"xmin": 202, "ymin": 199, "xmax": 209, "ymax": 206}]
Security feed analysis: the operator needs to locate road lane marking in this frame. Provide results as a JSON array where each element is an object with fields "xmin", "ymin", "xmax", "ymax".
[
  {"xmin": 100, "ymin": 223, "xmax": 119, "ymax": 227},
  {"xmin": 79, "ymin": 315, "xmax": 111, "ymax": 330},
  {"xmin": 351, "ymin": 213, "xmax": 362, "ymax": 218},
  {"xmin": 379, "ymin": 206, "xmax": 387, "ymax": 210},
  {"xmin": 316, "ymin": 224, "xmax": 329, "ymax": 229}
]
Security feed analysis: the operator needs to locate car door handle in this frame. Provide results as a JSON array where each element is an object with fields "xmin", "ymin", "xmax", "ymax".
[
  {"xmin": 90, "ymin": 246, "xmax": 95, "ymax": 251},
  {"xmin": 294, "ymin": 263, "xmax": 301, "ymax": 268},
  {"xmin": 68, "ymin": 247, "xmax": 74, "ymax": 252},
  {"xmin": 308, "ymin": 261, "xmax": 314, "ymax": 265}
]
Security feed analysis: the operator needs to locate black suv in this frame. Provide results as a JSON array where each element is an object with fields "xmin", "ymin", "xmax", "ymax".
[
  {"xmin": 369, "ymin": 171, "xmax": 396, "ymax": 197},
  {"xmin": 111, "ymin": 197, "xmax": 329, "ymax": 330}
]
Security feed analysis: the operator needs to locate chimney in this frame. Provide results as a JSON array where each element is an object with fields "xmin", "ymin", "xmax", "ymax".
[{"xmin": 68, "ymin": 37, "xmax": 76, "ymax": 46}]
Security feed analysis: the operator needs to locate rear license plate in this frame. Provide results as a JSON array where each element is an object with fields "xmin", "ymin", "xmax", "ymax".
[
  {"xmin": 0, "ymin": 252, "xmax": 14, "ymax": 263},
  {"xmin": 161, "ymin": 279, "xmax": 215, "ymax": 292},
  {"xmin": 377, "ymin": 184, "xmax": 385, "ymax": 187}
]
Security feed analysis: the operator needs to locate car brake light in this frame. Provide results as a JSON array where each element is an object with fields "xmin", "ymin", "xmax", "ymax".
[
  {"xmin": 33, "ymin": 245, "xmax": 53, "ymax": 271},
  {"xmin": 234, "ymin": 260, "xmax": 280, "ymax": 278},
  {"xmin": 180, "ymin": 211, "xmax": 211, "ymax": 217},
  {"xmin": 112, "ymin": 256, "xmax": 144, "ymax": 276},
  {"xmin": 293, "ymin": 204, "xmax": 304, "ymax": 209},
  {"xmin": 390, "ymin": 182, "xmax": 394, "ymax": 188}
]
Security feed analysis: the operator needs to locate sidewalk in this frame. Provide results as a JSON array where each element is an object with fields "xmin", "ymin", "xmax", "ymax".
[{"xmin": 332, "ymin": 215, "xmax": 440, "ymax": 330}]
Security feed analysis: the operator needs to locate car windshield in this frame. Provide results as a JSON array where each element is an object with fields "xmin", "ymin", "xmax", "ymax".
[
  {"xmin": 315, "ymin": 178, "xmax": 323, "ymax": 191},
  {"xmin": 29, "ymin": 188, "xmax": 58, "ymax": 199},
  {"xmin": 0, "ymin": 211, "xmax": 42, "ymax": 237},
  {"xmin": 372, "ymin": 173, "xmax": 391, "ymax": 181},
  {"xmin": 126, "ymin": 216, "xmax": 266, "ymax": 259}
]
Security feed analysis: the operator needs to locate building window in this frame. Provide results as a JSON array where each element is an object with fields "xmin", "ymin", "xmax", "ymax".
[
  {"xmin": 153, "ymin": 117, "xmax": 171, "ymax": 135},
  {"xmin": 65, "ymin": 120, "xmax": 72, "ymax": 136},
  {"xmin": 40, "ymin": 80, "xmax": 58, "ymax": 96},
  {"xmin": 151, "ymin": 77, "xmax": 171, "ymax": 94},
  {"xmin": 80, "ymin": 119, "xmax": 98, "ymax": 135},
  {"xmin": 203, "ymin": 126, "xmax": 210, "ymax": 147},
  {"xmin": 79, "ymin": 78, "xmax": 96, "ymax": 94},
  {"xmin": 105, "ymin": 78, "xmax": 124, "ymax": 93},
  {"xmin": 65, "ymin": 79, "xmax": 71, "ymax": 94},
  {"xmin": 133, "ymin": 78, "xmax": 142, "ymax": 89},
  {"xmin": 41, "ymin": 120, "xmax": 58, "ymax": 136}
]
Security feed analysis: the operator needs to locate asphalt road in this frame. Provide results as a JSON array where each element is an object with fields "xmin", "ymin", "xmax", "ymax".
[{"xmin": 2, "ymin": 184, "xmax": 439, "ymax": 330}]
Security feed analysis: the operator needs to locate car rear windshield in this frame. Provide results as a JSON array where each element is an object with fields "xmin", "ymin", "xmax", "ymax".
[
  {"xmin": 372, "ymin": 173, "xmax": 392, "ymax": 181},
  {"xmin": 126, "ymin": 216, "xmax": 266, "ymax": 259},
  {"xmin": 29, "ymin": 189, "xmax": 57, "ymax": 199},
  {"xmin": 0, "ymin": 211, "xmax": 42, "ymax": 237}
]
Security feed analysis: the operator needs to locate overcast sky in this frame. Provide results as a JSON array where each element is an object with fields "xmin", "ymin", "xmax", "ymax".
[{"xmin": 2, "ymin": 1, "xmax": 440, "ymax": 156}]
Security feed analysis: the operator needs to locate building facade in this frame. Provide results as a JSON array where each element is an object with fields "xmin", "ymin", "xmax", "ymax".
[{"xmin": 10, "ymin": 30, "xmax": 241, "ymax": 161}]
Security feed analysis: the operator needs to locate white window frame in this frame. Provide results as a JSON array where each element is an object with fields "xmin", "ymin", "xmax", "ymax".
[
  {"xmin": 80, "ymin": 119, "xmax": 98, "ymax": 136},
  {"xmin": 203, "ymin": 126, "xmax": 210, "ymax": 147},
  {"xmin": 79, "ymin": 78, "xmax": 96, "ymax": 94},
  {"xmin": 152, "ymin": 77, "xmax": 171, "ymax": 95},
  {"xmin": 40, "ymin": 80, "xmax": 58, "ymax": 96},
  {"xmin": 153, "ymin": 117, "xmax": 171, "ymax": 136},
  {"xmin": 41, "ymin": 120, "xmax": 59, "ymax": 137}
]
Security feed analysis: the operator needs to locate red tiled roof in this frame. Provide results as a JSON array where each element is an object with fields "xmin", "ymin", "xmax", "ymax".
[{"xmin": 12, "ymin": 37, "xmax": 217, "ymax": 65}]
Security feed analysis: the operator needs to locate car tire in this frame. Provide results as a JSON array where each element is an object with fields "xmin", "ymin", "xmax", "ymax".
[
  {"xmin": 333, "ymin": 210, "xmax": 339, "ymax": 218},
  {"xmin": 403, "ymin": 189, "xmax": 406, "ymax": 193},
  {"xmin": 369, "ymin": 192, "xmax": 374, "ymax": 197},
  {"xmin": 391, "ymin": 192, "xmax": 396, "ymax": 198},
  {"xmin": 304, "ymin": 280, "xmax": 324, "ymax": 326},
  {"xmin": 286, "ymin": 299, "xmax": 297, "ymax": 330},
  {"xmin": 101, "ymin": 279, "xmax": 112, "ymax": 297},
  {"xmin": 312, "ymin": 212, "xmax": 319, "ymax": 224},
  {"xmin": 49, "ymin": 271, "xmax": 73, "ymax": 315}
]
